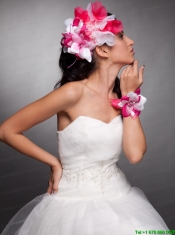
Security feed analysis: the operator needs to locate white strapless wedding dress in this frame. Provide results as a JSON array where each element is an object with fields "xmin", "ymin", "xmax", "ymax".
[{"xmin": 1, "ymin": 115, "xmax": 170, "ymax": 235}]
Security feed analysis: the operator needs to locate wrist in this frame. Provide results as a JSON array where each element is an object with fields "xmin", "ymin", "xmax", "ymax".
[
  {"xmin": 121, "ymin": 90, "xmax": 134, "ymax": 96},
  {"xmin": 50, "ymin": 158, "xmax": 62, "ymax": 170},
  {"xmin": 121, "ymin": 88, "xmax": 141, "ymax": 97}
]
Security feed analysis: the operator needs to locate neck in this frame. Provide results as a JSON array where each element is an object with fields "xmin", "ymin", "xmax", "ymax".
[{"xmin": 87, "ymin": 62, "xmax": 123, "ymax": 98}]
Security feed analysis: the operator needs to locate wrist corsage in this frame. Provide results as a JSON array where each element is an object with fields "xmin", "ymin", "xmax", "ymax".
[{"xmin": 109, "ymin": 88, "xmax": 147, "ymax": 120}]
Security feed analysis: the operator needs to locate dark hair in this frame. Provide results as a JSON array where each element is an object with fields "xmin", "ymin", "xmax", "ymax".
[{"xmin": 53, "ymin": 13, "xmax": 122, "ymax": 100}]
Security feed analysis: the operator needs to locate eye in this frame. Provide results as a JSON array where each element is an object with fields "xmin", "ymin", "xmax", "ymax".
[{"xmin": 119, "ymin": 32, "xmax": 124, "ymax": 39}]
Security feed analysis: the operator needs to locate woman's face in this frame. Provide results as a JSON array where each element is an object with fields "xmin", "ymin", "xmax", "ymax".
[{"xmin": 109, "ymin": 31, "xmax": 135, "ymax": 66}]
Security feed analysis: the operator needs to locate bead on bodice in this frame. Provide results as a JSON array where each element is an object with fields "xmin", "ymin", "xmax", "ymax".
[{"xmin": 62, "ymin": 163, "xmax": 120, "ymax": 192}]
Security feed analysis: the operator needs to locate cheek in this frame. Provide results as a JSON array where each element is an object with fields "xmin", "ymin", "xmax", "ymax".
[
  {"xmin": 112, "ymin": 42, "xmax": 126, "ymax": 55},
  {"xmin": 112, "ymin": 45, "xmax": 125, "ymax": 59},
  {"xmin": 119, "ymin": 43, "xmax": 127, "ymax": 52},
  {"xmin": 110, "ymin": 40, "xmax": 129, "ymax": 61},
  {"xmin": 119, "ymin": 45, "xmax": 129, "ymax": 59}
]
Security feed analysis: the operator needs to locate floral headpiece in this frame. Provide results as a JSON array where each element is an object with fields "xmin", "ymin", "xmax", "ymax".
[{"xmin": 61, "ymin": 1, "xmax": 123, "ymax": 63}]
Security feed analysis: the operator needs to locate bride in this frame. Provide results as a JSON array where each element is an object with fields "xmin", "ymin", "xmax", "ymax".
[{"xmin": 0, "ymin": 1, "xmax": 170, "ymax": 234}]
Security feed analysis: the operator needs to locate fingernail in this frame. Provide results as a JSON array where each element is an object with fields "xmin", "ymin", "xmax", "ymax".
[{"xmin": 142, "ymin": 65, "xmax": 145, "ymax": 69}]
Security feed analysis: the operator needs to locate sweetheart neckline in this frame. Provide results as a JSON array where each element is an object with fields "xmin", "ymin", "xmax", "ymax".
[{"xmin": 56, "ymin": 115, "xmax": 121, "ymax": 133}]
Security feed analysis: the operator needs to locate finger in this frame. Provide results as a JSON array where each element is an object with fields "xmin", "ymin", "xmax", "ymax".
[
  {"xmin": 52, "ymin": 179, "xmax": 59, "ymax": 194},
  {"xmin": 121, "ymin": 65, "xmax": 131, "ymax": 79},
  {"xmin": 46, "ymin": 180, "xmax": 53, "ymax": 194},
  {"xmin": 46, "ymin": 173, "xmax": 53, "ymax": 194},
  {"xmin": 133, "ymin": 60, "xmax": 139, "ymax": 78},
  {"xmin": 125, "ymin": 64, "xmax": 132, "ymax": 74},
  {"xmin": 120, "ymin": 68, "xmax": 127, "ymax": 79},
  {"xmin": 139, "ymin": 65, "xmax": 144, "ymax": 84},
  {"xmin": 50, "ymin": 171, "xmax": 60, "ymax": 194},
  {"xmin": 124, "ymin": 65, "xmax": 133, "ymax": 78}
]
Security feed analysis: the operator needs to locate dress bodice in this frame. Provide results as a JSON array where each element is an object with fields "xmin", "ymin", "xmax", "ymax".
[
  {"xmin": 56, "ymin": 115, "xmax": 131, "ymax": 199},
  {"xmin": 56, "ymin": 115, "xmax": 123, "ymax": 170}
]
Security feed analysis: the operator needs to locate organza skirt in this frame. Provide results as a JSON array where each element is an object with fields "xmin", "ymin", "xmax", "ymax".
[{"xmin": 1, "ymin": 164, "xmax": 170, "ymax": 235}]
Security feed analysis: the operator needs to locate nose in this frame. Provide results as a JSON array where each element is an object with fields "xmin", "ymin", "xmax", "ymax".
[
  {"xmin": 129, "ymin": 37, "xmax": 134, "ymax": 45},
  {"xmin": 126, "ymin": 36, "xmax": 134, "ymax": 46}
]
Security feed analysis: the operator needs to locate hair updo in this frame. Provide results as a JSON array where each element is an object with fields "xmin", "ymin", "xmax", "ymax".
[{"xmin": 53, "ymin": 13, "xmax": 122, "ymax": 100}]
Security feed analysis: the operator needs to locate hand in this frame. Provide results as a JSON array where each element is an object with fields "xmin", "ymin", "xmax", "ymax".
[
  {"xmin": 46, "ymin": 162, "xmax": 63, "ymax": 194},
  {"xmin": 120, "ymin": 60, "xmax": 145, "ymax": 96}
]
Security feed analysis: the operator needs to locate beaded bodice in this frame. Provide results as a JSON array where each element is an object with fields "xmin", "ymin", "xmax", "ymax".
[{"xmin": 56, "ymin": 115, "xmax": 131, "ymax": 199}]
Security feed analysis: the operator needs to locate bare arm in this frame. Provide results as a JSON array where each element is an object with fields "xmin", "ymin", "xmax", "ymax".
[
  {"xmin": 120, "ymin": 60, "xmax": 147, "ymax": 164},
  {"xmin": 122, "ymin": 115, "xmax": 147, "ymax": 164},
  {"xmin": 0, "ymin": 82, "xmax": 82, "ymax": 168}
]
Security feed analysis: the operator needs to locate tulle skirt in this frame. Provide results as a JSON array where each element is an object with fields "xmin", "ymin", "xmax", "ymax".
[{"xmin": 1, "ymin": 186, "xmax": 170, "ymax": 235}]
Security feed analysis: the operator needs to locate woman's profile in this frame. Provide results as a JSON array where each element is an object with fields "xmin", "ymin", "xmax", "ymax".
[{"xmin": 0, "ymin": 1, "xmax": 170, "ymax": 234}]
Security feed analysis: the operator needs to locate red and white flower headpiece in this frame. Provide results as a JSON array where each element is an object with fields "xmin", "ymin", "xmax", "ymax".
[{"xmin": 61, "ymin": 1, "xmax": 123, "ymax": 63}]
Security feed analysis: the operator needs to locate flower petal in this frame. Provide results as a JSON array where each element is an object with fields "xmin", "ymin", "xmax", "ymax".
[
  {"xmin": 89, "ymin": 41, "xmax": 97, "ymax": 50},
  {"xmin": 86, "ymin": 3, "xmax": 95, "ymax": 21},
  {"xmin": 92, "ymin": 31, "xmax": 116, "ymax": 46},
  {"xmin": 79, "ymin": 47, "xmax": 92, "ymax": 62},
  {"xmin": 122, "ymin": 104, "xmax": 131, "ymax": 117},
  {"xmin": 64, "ymin": 18, "xmax": 73, "ymax": 27},
  {"xmin": 68, "ymin": 42, "xmax": 80, "ymax": 54},
  {"xmin": 91, "ymin": 1, "xmax": 107, "ymax": 20},
  {"xmin": 75, "ymin": 7, "xmax": 90, "ymax": 22},
  {"xmin": 109, "ymin": 99, "xmax": 124, "ymax": 109},
  {"xmin": 73, "ymin": 17, "xmax": 80, "ymax": 27},
  {"xmin": 134, "ymin": 95, "xmax": 147, "ymax": 111},
  {"xmin": 72, "ymin": 33, "xmax": 82, "ymax": 44},
  {"xmin": 95, "ymin": 15, "xmax": 116, "ymax": 30},
  {"xmin": 102, "ymin": 20, "xmax": 123, "ymax": 34},
  {"xmin": 127, "ymin": 91, "xmax": 138, "ymax": 102}
]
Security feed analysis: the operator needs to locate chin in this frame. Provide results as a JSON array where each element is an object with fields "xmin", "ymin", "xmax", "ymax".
[
  {"xmin": 127, "ymin": 57, "xmax": 135, "ymax": 65},
  {"xmin": 117, "ymin": 57, "xmax": 135, "ymax": 67},
  {"xmin": 122, "ymin": 59, "xmax": 135, "ymax": 66}
]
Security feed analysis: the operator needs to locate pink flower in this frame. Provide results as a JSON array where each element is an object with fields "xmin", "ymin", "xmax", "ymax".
[
  {"xmin": 101, "ymin": 20, "xmax": 123, "ymax": 34},
  {"xmin": 109, "ymin": 88, "xmax": 147, "ymax": 120},
  {"xmin": 91, "ymin": 1, "xmax": 107, "ymax": 20},
  {"xmin": 74, "ymin": 7, "xmax": 90, "ymax": 22},
  {"xmin": 63, "ymin": 31, "xmax": 92, "ymax": 62}
]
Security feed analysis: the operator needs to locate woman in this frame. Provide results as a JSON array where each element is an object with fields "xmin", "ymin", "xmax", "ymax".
[{"xmin": 0, "ymin": 1, "xmax": 170, "ymax": 234}]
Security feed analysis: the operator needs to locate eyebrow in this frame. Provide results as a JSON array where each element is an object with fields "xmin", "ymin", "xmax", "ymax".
[
  {"xmin": 117, "ymin": 31, "xmax": 124, "ymax": 36},
  {"xmin": 118, "ymin": 30, "xmax": 124, "ymax": 35}
]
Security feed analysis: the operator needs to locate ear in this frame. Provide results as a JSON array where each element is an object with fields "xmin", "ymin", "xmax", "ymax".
[{"xmin": 95, "ymin": 45, "xmax": 109, "ymax": 59}]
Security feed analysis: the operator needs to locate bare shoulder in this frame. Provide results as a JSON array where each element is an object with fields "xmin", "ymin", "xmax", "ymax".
[
  {"xmin": 55, "ymin": 81, "xmax": 84, "ymax": 108},
  {"xmin": 62, "ymin": 81, "xmax": 84, "ymax": 96}
]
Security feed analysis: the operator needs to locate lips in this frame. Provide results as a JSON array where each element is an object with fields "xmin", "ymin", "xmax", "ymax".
[{"xmin": 130, "ymin": 48, "xmax": 135, "ymax": 54}]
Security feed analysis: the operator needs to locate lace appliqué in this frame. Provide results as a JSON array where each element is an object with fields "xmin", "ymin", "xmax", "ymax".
[{"xmin": 62, "ymin": 163, "xmax": 122, "ymax": 193}]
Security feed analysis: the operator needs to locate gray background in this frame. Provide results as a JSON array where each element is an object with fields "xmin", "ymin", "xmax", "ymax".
[{"xmin": 0, "ymin": 0, "xmax": 175, "ymax": 231}]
